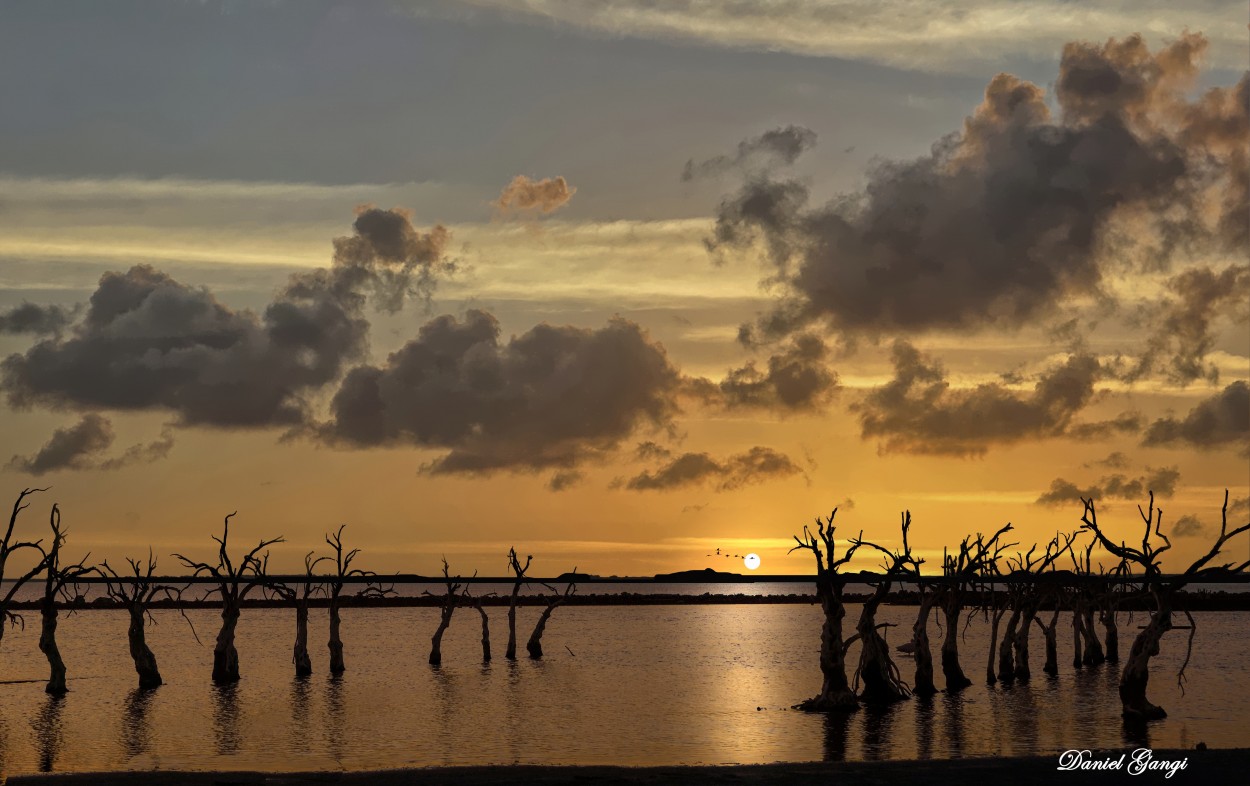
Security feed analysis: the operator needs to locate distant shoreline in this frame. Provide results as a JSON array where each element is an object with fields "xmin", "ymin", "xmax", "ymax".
[{"xmin": 8, "ymin": 749, "xmax": 1247, "ymax": 785}]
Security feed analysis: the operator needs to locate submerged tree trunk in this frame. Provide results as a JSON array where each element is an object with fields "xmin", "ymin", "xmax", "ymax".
[
  {"xmin": 1082, "ymin": 605, "xmax": 1106, "ymax": 666},
  {"xmin": 430, "ymin": 605, "xmax": 454, "ymax": 666},
  {"xmin": 1120, "ymin": 595, "xmax": 1171, "ymax": 720},
  {"xmin": 1102, "ymin": 605, "xmax": 1119, "ymax": 663},
  {"xmin": 506, "ymin": 586, "xmax": 520, "ymax": 661},
  {"xmin": 986, "ymin": 604, "xmax": 1005, "ymax": 685},
  {"xmin": 1072, "ymin": 601, "xmax": 1085, "ymax": 670},
  {"xmin": 293, "ymin": 601, "xmax": 312, "ymax": 677},
  {"xmin": 1012, "ymin": 600, "xmax": 1042, "ymax": 681},
  {"xmin": 213, "ymin": 605, "xmax": 241, "ymax": 684},
  {"xmin": 327, "ymin": 601, "xmax": 345, "ymax": 674},
  {"xmin": 526, "ymin": 604, "xmax": 559, "ymax": 659},
  {"xmin": 911, "ymin": 592, "xmax": 938, "ymax": 697},
  {"xmin": 1036, "ymin": 608, "xmax": 1060, "ymax": 676},
  {"xmin": 798, "ymin": 579, "xmax": 858, "ymax": 712},
  {"xmin": 128, "ymin": 608, "xmax": 162, "ymax": 689},
  {"xmin": 856, "ymin": 585, "xmax": 909, "ymax": 705},
  {"xmin": 997, "ymin": 608, "xmax": 1020, "ymax": 682},
  {"xmin": 476, "ymin": 604, "xmax": 491, "ymax": 663},
  {"xmin": 939, "ymin": 591, "xmax": 972, "ymax": 692},
  {"xmin": 39, "ymin": 599, "xmax": 67, "ymax": 695}
]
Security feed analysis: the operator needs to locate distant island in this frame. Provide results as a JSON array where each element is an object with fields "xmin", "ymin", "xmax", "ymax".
[{"xmin": 653, "ymin": 568, "xmax": 747, "ymax": 582}]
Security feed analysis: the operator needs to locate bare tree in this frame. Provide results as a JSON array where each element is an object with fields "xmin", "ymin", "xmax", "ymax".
[
  {"xmin": 938, "ymin": 524, "xmax": 1013, "ymax": 691},
  {"xmin": 173, "ymin": 512, "xmax": 283, "ymax": 684},
  {"xmin": 37, "ymin": 505, "xmax": 93, "ymax": 695},
  {"xmin": 1081, "ymin": 490, "xmax": 1249, "ymax": 720},
  {"xmin": 1033, "ymin": 600, "xmax": 1063, "ymax": 676},
  {"xmin": 427, "ymin": 558, "xmax": 466, "ymax": 666},
  {"xmin": 910, "ymin": 586, "xmax": 940, "ymax": 697},
  {"xmin": 323, "ymin": 525, "xmax": 386, "ymax": 674},
  {"xmin": 527, "ymin": 575, "xmax": 576, "ymax": 659},
  {"xmin": 1, "ymin": 488, "xmax": 49, "ymax": 648},
  {"xmin": 99, "ymin": 550, "xmax": 190, "ymax": 689},
  {"xmin": 848, "ymin": 513, "xmax": 917, "ymax": 704},
  {"xmin": 789, "ymin": 508, "xmax": 861, "ymax": 711},
  {"xmin": 1007, "ymin": 532, "xmax": 1077, "ymax": 681},
  {"xmin": 505, "ymin": 547, "xmax": 531, "ymax": 661},
  {"xmin": 266, "ymin": 551, "xmax": 328, "ymax": 677},
  {"xmin": 465, "ymin": 587, "xmax": 493, "ymax": 663}
]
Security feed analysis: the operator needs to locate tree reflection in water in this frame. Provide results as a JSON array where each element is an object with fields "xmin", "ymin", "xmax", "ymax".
[
  {"xmin": 289, "ymin": 676, "xmax": 312, "ymax": 756},
  {"xmin": 31, "ymin": 694, "xmax": 64, "ymax": 772},
  {"xmin": 821, "ymin": 710, "xmax": 853, "ymax": 762},
  {"xmin": 211, "ymin": 683, "xmax": 240, "ymax": 756},
  {"xmin": 121, "ymin": 688, "xmax": 155, "ymax": 759}
]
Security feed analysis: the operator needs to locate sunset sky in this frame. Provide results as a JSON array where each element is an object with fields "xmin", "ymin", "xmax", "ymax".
[{"xmin": 1, "ymin": 1, "xmax": 1247, "ymax": 578}]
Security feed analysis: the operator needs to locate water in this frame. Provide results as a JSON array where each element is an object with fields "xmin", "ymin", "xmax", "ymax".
[{"xmin": 0, "ymin": 605, "xmax": 1246, "ymax": 776}]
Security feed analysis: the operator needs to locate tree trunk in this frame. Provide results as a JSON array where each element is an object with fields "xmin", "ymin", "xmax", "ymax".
[
  {"xmin": 1102, "ymin": 606, "xmax": 1119, "ymax": 663},
  {"xmin": 430, "ymin": 605, "xmax": 453, "ymax": 666},
  {"xmin": 212, "ymin": 604, "xmax": 241, "ymax": 684},
  {"xmin": 796, "ymin": 579, "xmax": 858, "ymax": 712},
  {"xmin": 1081, "ymin": 606, "xmax": 1105, "ymax": 666},
  {"xmin": 506, "ymin": 583, "xmax": 521, "ymax": 661},
  {"xmin": 38, "ymin": 599, "xmax": 67, "ymax": 695},
  {"xmin": 939, "ymin": 592, "xmax": 971, "ymax": 692},
  {"xmin": 526, "ymin": 603, "xmax": 560, "ymax": 659},
  {"xmin": 1037, "ymin": 609, "xmax": 1059, "ymax": 676},
  {"xmin": 128, "ymin": 608, "xmax": 163, "ymax": 689},
  {"xmin": 986, "ymin": 607, "xmax": 1003, "ymax": 685},
  {"xmin": 476, "ymin": 605, "xmax": 491, "ymax": 663},
  {"xmin": 1072, "ymin": 601, "xmax": 1084, "ymax": 669},
  {"xmin": 293, "ymin": 601, "xmax": 312, "ymax": 677},
  {"xmin": 997, "ymin": 608, "xmax": 1020, "ymax": 682},
  {"xmin": 1119, "ymin": 595, "xmax": 1171, "ymax": 720},
  {"xmin": 1012, "ymin": 601, "xmax": 1041, "ymax": 681},
  {"xmin": 327, "ymin": 600, "xmax": 345, "ymax": 674},
  {"xmin": 911, "ymin": 593, "xmax": 938, "ymax": 697},
  {"xmin": 856, "ymin": 586, "xmax": 909, "ymax": 704}
]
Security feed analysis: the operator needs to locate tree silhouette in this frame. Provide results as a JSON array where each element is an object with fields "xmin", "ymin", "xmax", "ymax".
[
  {"xmin": 323, "ymin": 525, "xmax": 388, "ymax": 674},
  {"xmin": 99, "ymin": 550, "xmax": 191, "ymax": 689},
  {"xmin": 37, "ymin": 504, "xmax": 93, "ymax": 695},
  {"xmin": 266, "ymin": 551, "xmax": 328, "ymax": 677},
  {"xmin": 1, "ymin": 488, "xmax": 49, "ymax": 649},
  {"xmin": 527, "ymin": 574, "xmax": 576, "ymax": 659},
  {"xmin": 173, "ymin": 512, "xmax": 283, "ymax": 683},
  {"xmin": 505, "ymin": 547, "xmax": 531, "ymax": 661}
]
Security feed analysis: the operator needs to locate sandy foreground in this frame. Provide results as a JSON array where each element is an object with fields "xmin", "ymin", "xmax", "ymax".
[{"xmin": 6, "ymin": 749, "xmax": 1243, "ymax": 785}]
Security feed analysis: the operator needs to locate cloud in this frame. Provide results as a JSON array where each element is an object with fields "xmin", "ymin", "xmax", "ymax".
[
  {"xmin": 97, "ymin": 427, "xmax": 175, "ymax": 471},
  {"xmin": 707, "ymin": 33, "xmax": 1247, "ymax": 344},
  {"xmin": 621, "ymin": 446, "xmax": 803, "ymax": 491},
  {"xmin": 1084, "ymin": 451, "xmax": 1130, "ymax": 470},
  {"xmin": 1170, "ymin": 514, "xmax": 1206, "ymax": 537},
  {"xmin": 1, "ymin": 209, "xmax": 453, "ymax": 429},
  {"xmin": 716, "ymin": 333, "xmax": 839, "ymax": 411},
  {"xmin": 1035, "ymin": 465, "xmax": 1180, "ymax": 506},
  {"xmin": 854, "ymin": 340, "xmax": 1107, "ymax": 456},
  {"xmin": 1141, "ymin": 381, "xmax": 1250, "ymax": 454},
  {"xmin": 494, "ymin": 175, "xmax": 577, "ymax": 214},
  {"xmin": 317, "ymin": 310, "xmax": 683, "ymax": 474},
  {"xmin": 681, "ymin": 125, "xmax": 816, "ymax": 181},
  {"xmin": 634, "ymin": 441, "xmax": 672, "ymax": 461},
  {"xmin": 0, "ymin": 303, "xmax": 76, "ymax": 336},
  {"xmin": 547, "ymin": 470, "xmax": 583, "ymax": 492},
  {"xmin": 1124, "ymin": 265, "xmax": 1250, "ymax": 385},
  {"xmin": 7, "ymin": 413, "xmax": 115, "ymax": 475},
  {"xmin": 1230, "ymin": 496, "xmax": 1250, "ymax": 518},
  {"xmin": 1065, "ymin": 412, "xmax": 1144, "ymax": 441}
]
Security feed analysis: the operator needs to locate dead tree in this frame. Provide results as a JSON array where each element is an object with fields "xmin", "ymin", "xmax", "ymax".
[
  {"xmin": 173, "ymin": 512, "xmax": 283, "ymax": 683},
  {"xmin": 1010, "ymin": 532, "xmax": 1077, "ymax": 681},
  {"xmin": 1070, "ymin": 541, "xmax": 1107, "ymax": 667},
  {"xmin": 848, "ymin": 513, "xmax": 918, "ymax": 704},
  {"xmin": 939, "ymin": 524, "xmax": 1013, "ymax": 692},
  {"xmin": 790, "ymin": 508, "xmax": 861, "ymax": 711},
  {"xmin": 505, "ymin": 547, "xmax": 532, "ymax": 661},
  {"xmin": 427, "ymin": 558, "xmax": 466, "ymax": 666},
  {"xmin": 984, "ymin": 587, "xmax": 1009, "ymax": 685},
  {"xmin": 1, "ymin": 488, "xmax": 49, "ymax": 648},
  {"xmin": 1081, "ymin": 490, "xmax": 1249, "ymax": 720},
  {"xmin": 323, "ymin": 525, "xmax": 387, "ymax": 674},
  {"xmin": 37, "ymin": 505, "xmax": 93, "ymax": 695},
  {"xmin": 266, "ymin": 552, "xmax": 328, "ymax": 677},
  {"xmin": 527, "ymin": 574, "xmax": 576, "ymax": 659},
  {"xmin": 463, "ymin": 587, "xmax": 494, "ymax": 663},
  {"xmin": 99, "ymin": 550, "xmax": 189, "ymax": 689},
  {"xmin": 1033, "ymin": 600, "xmax": 1063, "ymax": 676},
  {"xmin": 910, "ymin": 586, "xmax": 940, "ymax": 696}
]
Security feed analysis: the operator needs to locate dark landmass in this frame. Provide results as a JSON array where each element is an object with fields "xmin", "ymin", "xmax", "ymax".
[
  {"xmin": 555, "ymin": 572, "xmax": 599, "ymax": 581},
  {"xmin": 8, "ymin": 749, "xmax": 1243, "ymax": 785},
  {"xmin": 653, "ymin": 568, "xmax": 744, "ymax": 581}
]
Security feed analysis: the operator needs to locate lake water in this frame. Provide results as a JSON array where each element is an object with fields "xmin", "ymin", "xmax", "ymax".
[{"xmin": 0, "ymin": 604, "xmax": 1246, "ymax": 776}]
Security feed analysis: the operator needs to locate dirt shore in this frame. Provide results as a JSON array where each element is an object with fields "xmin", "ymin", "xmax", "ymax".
[{"xmin": 7, "ymin": 748, "xmax": 1242, "ymax": 785}]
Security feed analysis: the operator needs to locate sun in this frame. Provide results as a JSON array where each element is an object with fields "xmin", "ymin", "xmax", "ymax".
[{"xmin": 743, "ymin": 553, "xmax": 761, "ymax": 571}]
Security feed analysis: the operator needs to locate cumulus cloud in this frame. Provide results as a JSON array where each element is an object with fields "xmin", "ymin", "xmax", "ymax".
[
  {"xmin": 1141, "ymin": 381, "xmax": 1250, "ymax": 454},
  {"xmin": 716, "ymin": 333, "xmax": 839, "ymax": 411},
  {"xmin": 547, "ymin": 470, "xmax": 583, "ymax": 492},
  {"xmin": 1084, "ymin": 451, "xmax": 1130, "ymax": 470},
  {"xmin": 621, "ymin": 446, "xmax": 803, "ymax": 491},
  {"xmin": 494, "ymin": 175, "xmax": 577, "ymax": 214},
  {"xmin": 5, "ymin": 414, "xmax": 173, "ymax": 475},
  {"xmin": 318, "ymin": 310, "xmax": 682, "ymax": 474},
  {"xmin": 854, "ymin": 340, "xmax": 1109, "ymax": 456},
  {"xmin": 1035, "ymin": 465, "xmax": 1180, "ymax": 506},
  {"xmin": 0, "ymin": 303, "xmax": 77, "ymax": 336},
  {"xmin": 682, "ymin": 125, "xmax": 816, "ymax": 181},
  {"xmin": 1, "ymin": 209, "xmax": 453, "ymax": 428},
  {"xmin": 708, "ymin": 33, "xmax": 1248, "ymax": 345},
  {"xmin": 1170, "ymin": 514, "xmax": 1206, "ymax": 537},
  {"xmin": 1065, "ymin": 412, "xmax": 1144, "ymax": 441},
  {"xmin": 1124, "ymin": 264, "xmax": 1250, "ymax": 385}
]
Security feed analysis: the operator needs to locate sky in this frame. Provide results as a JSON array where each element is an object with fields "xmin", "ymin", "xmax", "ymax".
[{"xmin": 1, "ymin": 0, "xmax": 1247, "ymax": 578}]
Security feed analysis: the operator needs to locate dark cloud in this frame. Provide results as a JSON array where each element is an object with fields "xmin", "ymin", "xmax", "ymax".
[
  {"xmin": 547, "ymin": 470, "xmax": 583, "ymax": 492},
  {"xmin": 635, "ymin": 441, "xmax": 673, "ymax": 461},
  {"xmin": 1, "ymin": 209, "xmax": 452, "ymax": 428},
  {"xmin": 494, "ymin": 175, "xmax": 577, "ymax": 214},
  {"xmin": 318, "ymin": 311, "xmax": 682, "ymax": 474},
  {"xmin": 622, "ymin": 446, "xmax": 803, "ymax": 491},
  {"xmin": 1142, "ymin": 381, "xmax": 1250, "ymax": 454},
  {"xmin": 717, "ymin": 333, "xmax": 838, "ymax": 411},
  {"xmin": 1124, "ymin": 264, "xmax": 1250, "ymax": 385},
  {"xmin": 1035, "ymin": 465, "xmax": 1180, "ymax": 506},
  {"xmin": 1084, "ymin": 451, "xmax": 1130, "ymax": 470},
  {"xmin": 1170, "ymin": 514, "xmax": 1206, "ymax": 537},
  {"xmin": 1065, "ymin": 411, "xmax": 1144, "ymax": 441},
  {"xmin": 98, "ymin": 427, "xmax": 175, "ymax": 471},
  {"xmin": 708, "ymin": 34, "xmax": 1247, "ymax": 344},
  {"xmin": 0, "ymin": 303, "xmax": 76, "ymax": 336},
  {"xmin": 1230, "ymin": 496, "xmax": 1250, "ymax": 518},
  {"xmin": 682, "ymin": 125, "xmax": 816, "ymax": 181},
  {"xmin": 7, "ymin": 413, "xmax": 114, "ymax": 475},
  {"xmin": 855, "ymin": 340, "xmax": 1106, "ymax": 456}
]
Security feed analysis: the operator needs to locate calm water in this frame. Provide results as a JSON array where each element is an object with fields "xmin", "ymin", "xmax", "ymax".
[{"xmin": 0, "ymin": 605, "xmax": 1246, "ymax": 775}]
